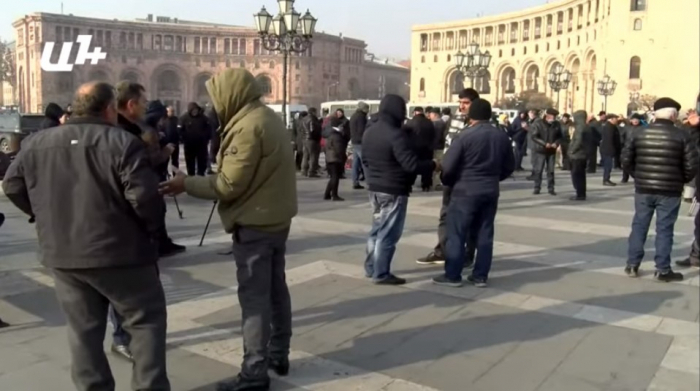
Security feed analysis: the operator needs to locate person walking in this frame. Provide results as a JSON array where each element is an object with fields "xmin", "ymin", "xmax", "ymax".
[
  {"xmin": 349, "ymin": 102, "xmax": 369, "ymax": 189},
  {"xmin": 180, "ymin": 102, "xmax": 211, "ymax": 176},
  {"xmin": 3, "ymin": 81, "xmax": 170, "ymax": 391},
  {"xmin": 362, "ymin": 94, "xmax": 436, "ymax": 285},
  {"xmin": 300, "ymin": 108, "xmax": 323, "ymax": 177},
  {"xmin": 324, "ymin": 117, "xmax": 349, "ymax": 201},
  {"xmin": 622, "ymin": 98, "xmax": 698, "ymax": 282},
  {"xmin": 160, "ymin": 69, "xmax": 296, "ymax": 391},
  {"xmin": 405, "ymin": 107, "xmax": 436, "ymax": 191},
  {"xmin": 531, "ymin": 108, "xmax": 563, "ymax": 195},
  {"xmin": 568, "ymin": 110, "xmax": 593, "ymax": 201},
  {"xmin": 432, "ymin": 99, "xmax": 515, "ymax": 288}
]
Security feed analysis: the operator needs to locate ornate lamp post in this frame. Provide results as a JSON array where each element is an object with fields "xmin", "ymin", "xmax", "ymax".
[
  {"xmin": 254, "ymin": 0, "xmax": 317, "ymax": 127},
  {"xmin": 548, "ymin": 63, "xmax": 572, "ymax": 112},
  {"xmin": 597, "ymin": 75, "xmax": 617, "ymax": 112},
  {"xmin": 628, "ymin": 90, "xmax": 640, "ymax": 116},
  {"xmin": 454, "ymin": 42, "xmax": 492, "ymax": 89}
]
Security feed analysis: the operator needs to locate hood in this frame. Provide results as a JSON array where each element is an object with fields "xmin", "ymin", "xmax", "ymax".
[
  {"xmin": 187, "ymin": 102, "xmax": 202, "ymax": 116},
  {"xmin": 573, "ymin": 110, "xmax": 588, "ymax": 132},
  {"xmin": 145, "ymin": 100, "xmax": 167, "ymax": 128},
  {"xmin": 45, "ymin": 102, "xmax": 65, "ymax": 121},
  {"xmin": 378, "ymin": 94, "xmax": 407, "ymax": 127},
  {"xmin": 206, "ymin": 69, "xmax": 263, "ymax": 131}
]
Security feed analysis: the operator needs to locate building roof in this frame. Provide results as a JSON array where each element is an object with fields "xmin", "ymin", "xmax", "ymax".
[{"xmin": 364, "ymin": 53, "xmax": 408, "ymax": 69}]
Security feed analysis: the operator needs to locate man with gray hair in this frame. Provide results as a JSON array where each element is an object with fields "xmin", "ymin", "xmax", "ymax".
[
  {"xmin": 2, "ymin": 82, "xmax": 170, "ymax": 390},
  {"xmin": 622, "ymin": 97, "xmax": 698, "ymax": 282}
]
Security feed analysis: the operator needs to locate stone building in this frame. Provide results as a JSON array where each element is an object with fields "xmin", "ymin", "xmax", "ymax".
[
  {"xmin": 13, "ymin": 12, "xmax": 409, "ymax": 114},
  {"xmin": 411, "ymin": 0, "xmax": 700, "ymax": 115}
]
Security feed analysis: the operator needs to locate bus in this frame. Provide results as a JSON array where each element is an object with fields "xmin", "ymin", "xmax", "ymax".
[
  {"xmin": 266, "ymin": 104, "xmax": 308, "ymax": 128},
  {"xmin": 321, "ymin": 100, "xmax": 381, "ymax": 115}
]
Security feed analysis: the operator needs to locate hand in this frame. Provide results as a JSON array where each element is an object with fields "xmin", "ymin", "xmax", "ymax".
[
  {"xmin": 159, "ymin": 170, "xmax": 187, "ymax": 196},
  {"xmin": 163, "ymin": 143, "xmax": 176, "ymax": 155},
  {"xmin": 689, "ymin": 112, "xmax": 700, "ymax": 127},
  {"xmin": 545, "ymin": 143, "xmax": 551, "ymax": 149}
]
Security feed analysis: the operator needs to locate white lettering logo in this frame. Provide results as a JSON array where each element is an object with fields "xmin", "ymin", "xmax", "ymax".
[{"xmin": 40, "ymin": 35, "xmax": 107, "ymax": 72}]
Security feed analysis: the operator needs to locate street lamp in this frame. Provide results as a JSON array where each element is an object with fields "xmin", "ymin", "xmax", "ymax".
[
  {"xmin": 454, "ymin": 41, "xmax": 491, "ymax": 88},
  {"xmin": 597, "ymin": 75, "xmax": 617, "ymax": 112},
  {"xmin": 548, "ymin": 64, "xmax": 572, "ymax": 112},
  {"xmin": 254, "ymin": 0, "xmax": 317, "ymax": 127}
]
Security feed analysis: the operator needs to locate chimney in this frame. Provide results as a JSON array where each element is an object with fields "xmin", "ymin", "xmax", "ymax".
[{"xmin": 147, "ymin": 14, "xmax": 153, "ymax": 22}]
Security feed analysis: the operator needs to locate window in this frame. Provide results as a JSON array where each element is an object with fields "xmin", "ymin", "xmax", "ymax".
[
  {"xmin": 96, "ymin": 30, "xmax": 103, "ymax": 46},
  {"xmin": 419, "ymin": 78, "xmax": 425, "ymax": 92},
  {"xmin": 447, "ymin": 54, "xmax": 451, "ymax": 62},
  {"xmin": 64, "ymin": 27, "xmax": 71, "ymax": 41},
  {"xmin": 523, "ymin": 47, "xmax": 527, "ymax": 55},
  {"xmin": 105, "ymin": 31, "xmax": 112, "ymax": 48},
  {"xmin": 499, "ymin": 49, "xmax": 503, "ymax": 57},
  {"xmin": 257, "ymin": 76, "xmax": 272, "ymax": 95},
  {"xmin": 295, "ymin": 61, "xmax": 300, "ymax": 70},
  {"xmin": 240, "ymin": 38, "xmax": 247, "ymax": 55},
  {"xmin": 210, "ymin": 37, "xmax": 217, "ymax": 54},
  {"xmin": 211, "ymin": 60, "xmax": 215, "ymax": 67},
  {"xmin": 421, "ymin": 55, "xmax": 425, "ymax": 63},
  {"xmin": 164, "ymin": 35, "xmax": 173, "ymax": 51},
  {"xmin": 128, "ymin": 32, "xmax": 135, "ymax": 49},
  {"xmin": 231, "ymin": 38, "xmax": 239, "ymax": 55},
  {"xmin": 254, "ymin": 39, "xmax": 261, "ymax": 55},
  {"xmin": 433, "ymin": 55, "xmax": 438, "ymax": 62},
  {"xmin": 631, "ymin": 0, "xmax": 646, "ymax": 11},
  {"xmin": 119, "ymin": 32, "xmax": 126, "ymax": 49},
  {"xmin": 255, "ymin": 61, "xmax": 261, "ymax": 69},
  {"xmin": 176, "ymin": 36, "xmax": 183, "ymax": 52},
  {"xmin": 194, "ymin": 37, "xmax": 201, "ymax": 54},
  {"xmin": 55, "ymin": 26, "xmax": 62, "ymax": 42},
  {"xmin": 269, "ymin": 60, "xmax": 276, "ymax": 69},
  {"xmin": 535, "ymin": 44, "xmax": 539, "ymax": 53},
  {"xmin": 154, "ymin": 35, "xmax": 162, "ymax": 51},
  {"xmin": 226, "ymin": 59, "xmax": 231, "ymax": 67},
  {"xmin": 202, "ymin": 37, "xmax": 209, "ymax": 54},
  {"xmin": 633, "ymin": 19, "xmax": 643, "ymax": 30},
  {"xmin": 629, "ymin": 56, "xmax": 641, "ymax": 79},
  {"xmin": 137, "ymin": 34, "xmax": 143, "ymax": 50},
  {"xmin": 239, "ymin": 60, "xmax": 245, "ymax": 68}
]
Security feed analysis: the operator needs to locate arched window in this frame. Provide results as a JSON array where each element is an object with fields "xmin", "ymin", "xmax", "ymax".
[
  {"xmin": 633, "ymin": 19, "xmax": 643, "ymax": 30},
  {"xmin": 629, "ymin": 56, "xmax": 641, "ymax": 79},
  {"xmin": 631, "ymin": 0, "xmax": 646, "ymax": 11},
  {"xmin": 256, "ymin": 76, "xmax": 272, "ymax": 95},
  {"xmin": 419, "ymin": 78, "xmax": 426, "ymax": 92},
  {"xmin": 447, "ymin": 54, "xmax": 452, "ymax": 62},
  {"xmin": 450, "ymin": 72, "xmax": 464, "ymax": 94}
]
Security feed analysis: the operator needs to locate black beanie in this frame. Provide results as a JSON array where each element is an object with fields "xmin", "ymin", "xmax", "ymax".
[{"xmin": 468, "ymin": 99, "xmax": 492, "ymax": 121}]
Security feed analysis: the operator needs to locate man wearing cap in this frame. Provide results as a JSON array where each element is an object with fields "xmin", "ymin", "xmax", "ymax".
[
  {"xmin": 621, "ymin": 113, "xmax": 645, "ymax": 183},
  {"xmin": 349, "ymin": 102, "xmax": 369, "ymax": 189},
  {"xmin": 432, "ymin": 98, "xmax": 515, "ymax": 288},
  {"xmin": 600, "ymin": 113, "xmax": 621, "ymax": 186},
  {"xmin": 622, "ymin": 97, "xmax": 698, "ymax": 282},
  {"xmin": 530, "ymin": 108, "xmax": 563, "ymax": 195}
]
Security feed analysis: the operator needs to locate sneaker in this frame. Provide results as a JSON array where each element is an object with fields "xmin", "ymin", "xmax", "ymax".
[
  {"xmin": 332, "ymin": 196, "xmax": 345, "ymax": 202},
  {"xmin": 159, "ymin": 242, "xmax": 186, "ymax": 258},
  {"xmin": 676, "ymin": 258, "xmax": 700, "ymax": 268},
  {"xmin": 374, "ymin": 274, "xmax": 407, "ymax": 285},
  {"xmin": 353, "ymin": 184, "xmax": 365, "ymax": 190},
  {"xmin": 569, "ymin": 196, "xmax": 586, "ymax": 201},
  {"xmin": 654, "ymin": 270, "xmax": 684, "ymax": 282},
  {"xmin": 548, "ymin": 190, "xmax": 557, "ymax": 196},
  {"xmin": 624, "ymin": 265, "xmax": 640, "ymax": 278},
  {"xmin": 111, "ymin": 344, "xmax": 134, "ymax": 362},
  {"xmin": 533, "ymin": 189, "xmax": 541, "ymax": 195},
  {"xmin": 269, "ymin": 356, "xmax": 289, "ymax": 376},
  {"xmin": 432, "ymin": 275, "xmax": 463, "ymax": 288},
  {"xmin": 0, "ymin": 317, "xmax": 9, "ymax": 328},
  {"xmin": 466, "ymin": 275, "xmax": 488, "ymax": 288},
  {"xmin": 416, "ymin": 251, "xmax": 445, "ymax": 265},
  {"xmin": 603, "ymin": 181, "xmax": 617, "ymax": 187},
  {"xmin": 216, "ymin": 374, "xmax": 270, "ymax": 391}
]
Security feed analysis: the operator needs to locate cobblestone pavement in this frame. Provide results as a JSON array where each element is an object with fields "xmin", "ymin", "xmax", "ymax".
[{"xmin": 0, "ymin": 168, "xmax": 698, "ymax": 391}]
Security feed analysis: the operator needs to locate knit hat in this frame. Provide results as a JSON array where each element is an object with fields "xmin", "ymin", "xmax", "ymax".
[
  {"xmin": 654, "ymin": 97, "xmax": 682, "ymax": 111},
  {"xmin": 468, "ymin": 99, "xmax": 492, "ymax": 121}
]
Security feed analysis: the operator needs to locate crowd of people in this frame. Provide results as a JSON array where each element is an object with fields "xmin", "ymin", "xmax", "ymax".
[{"xmin": 1, "ymin": 66, "xmax": 699, "ymax": 390}]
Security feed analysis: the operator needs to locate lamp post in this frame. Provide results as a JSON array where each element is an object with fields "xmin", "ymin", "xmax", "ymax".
[
  {"xmin": 454, "ymin": 42, "xmax": 492, "ymax": 89},
  {"xmin": 547, "ymin": 63, "xmax": 572, "ymax": 112},
  {"xmin": 597, "ymin": 75, "xmax": 617, "ymax": 112},
  {"xmin": 254, "ymin": 0, "xmax": 317, "ymax": 127}
]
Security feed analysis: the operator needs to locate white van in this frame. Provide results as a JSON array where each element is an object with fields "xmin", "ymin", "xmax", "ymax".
[{"xmin": 267, "ymin": 104, "xmax": 308, "ymax": 128}]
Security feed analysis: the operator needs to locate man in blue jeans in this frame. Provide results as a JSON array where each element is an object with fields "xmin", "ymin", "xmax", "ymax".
[
  {"xmin": 349, "ymin": 102, "xmax": 369, "ymax": 189},
  {"xmin": 362, "ymin": 94, "xmax": 436, "ymax": 285},
  {"xmin": 432, "ymin": 98, "xmax": 515, "ymax": 288},
  {"xmin": 621, "ymin": 97, "xmax": 698, "ymax": 282}
]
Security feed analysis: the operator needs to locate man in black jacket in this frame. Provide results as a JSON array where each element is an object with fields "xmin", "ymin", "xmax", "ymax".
[
  {"xmin": 405, "ymin": 107, "xmax": 436, "ymax": 191},
  {"xmin": 678, "ymin": 107, "xmax": 700, "ymax": 268},
  {"xmin": 362, "ymin": 94, "xmax": 436, "ymax": 285},
  {"xmin": 2, "ymin": 82, "xmax": 170, "ymax": 390},
  {"xmin": 293, "ymin": 111, "xmax": 308, "ymax": 171},
  {"xmin": 301, "ymin": 108, "xmax": 323, "ymax": 177},
  {"xmin": 600, "ymin": 114, "xmax": 621, "ymax": 186},
  {"xmin": 428, "ymin": 107, "xmax": 448, "ymax": 189},
  {"xmin": 568, "ymin": 110, "xmax": 593, "ymax": 201},
  {"xmin": 180, "ymin": 102, "xmax": 211, "ymax": 176},
  {"xmin": 510, "ymin": 111, "xmax": 528, "ymax": 171},
  {"xmin": 432, "ymin": 99, "xmax": 514, "ymax": 288},
  {"xmin": 621, "ymin": 113, "xmax": 644, "ymax": 184},
  {"xmin": 165, "ymin": 106, "xmax": 180, "ymax": 168},
  {"xmin": 622, "ymin": 97, "xmax": 698, "ymax": 282},
  {"xmin": 531, "ymin": 108, "xmax": 563, "ymax": 195},
  {"xmin": 349, "ymin": 102, "xmax": 369, "ymax": 189}
]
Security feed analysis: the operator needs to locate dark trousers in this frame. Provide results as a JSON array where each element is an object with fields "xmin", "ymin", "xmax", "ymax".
[
  {"xmin": 301, "ymin": 140, "xmax": 321, "ymax": 176},
  {"xmin": 586, "ymin": 147, "xmax": 598, "ymax": 173},
  {"xmin": 108, "ymin": 305, "xmax": 129, "ymax": 346},
  {"xmin": 570, "ymin": 159, "xmax": 587, "ymax": 198},
  {"xmin": 444, "ymin": 194, "xmax": 499, "ymax": 281},
  {"xmin": 295, "ymin": 148, "xmax": 303, "ymax": 171},
  {"xmin": 514, "ymin": 141, "xmax": 526, "ymax": 169},
  {"xmin": 602, "ymin": 155, "xmax": 614, "ymax": 182},
  {"xmin": 170, "ymin": 145, "xmax": 179, "ymax": 169},
  {"xmin": 421, "ymin": 172, "xmax": 433, "ymax": 190},
  {"xmin": 560, "ymin": 143, "xmax": 571, "ymax": 170},
  {"xmin": 351, "ymin": 145, "xmax": 365, "ymax": 185},
  {"xmin": 692, "ymin": 207, "xmax": 700, "ymax": 262},
  {"xmin": 325, "ymin": 162, "xmax": 343, "ymax": 198},
  {"xmin": 231, "ymin": 226, "xmax": 292, "ymax": 380},
  {"xmin": 614, "ymin": 152, "xmax": 622, "ymax": 169},
  {"xmin": 622, "ymin": 170, "xmax": 630, "ymax": 182},
  {"xmin": 435, "ymin": 186, "xmax": 476, "ymax": 262},
  {"xmin": 532, "ymin": 153, "xmax": 556, "ymax": 191},
  {"xmin": 52, "ymin": 265, "xmax": 169, "ymax": 391},
  {"xmin": 184, "ymin": 141, "xmax": 208, "ymax": 176},
  {"xmin": 627, "ymin": 194, "xmax": 681, "ymax": 272}
]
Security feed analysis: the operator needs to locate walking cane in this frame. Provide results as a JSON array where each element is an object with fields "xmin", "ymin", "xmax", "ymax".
[
  {"xmin": 199, "ymin": 200, "xmax": 218, "ymax": 247},
  {"xmin": 172, "ymin": 195, "xmax": 184, "ymax": 219}
]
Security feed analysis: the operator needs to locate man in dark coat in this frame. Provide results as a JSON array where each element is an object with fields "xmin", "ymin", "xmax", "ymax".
[
  {"xmin": 164, "ymin": 106, "xmax": 180, "ymax": 168},
  {"xmin": 568, "ymin": 110, "xmax": 593, "ymax": 201},
  {"xmin": 531, "ymin": 108, "xmax": 563, "ymax": 195},
  {"xmin": 179, "ymin": 102, "xmax": 211, "ymax": 176},
  {"xmin": 621, "ymin": 113, "xmax": 645, "ymax": 183},
  {"xmin": 405, "ymin": 107, "xmax": 436, "ymax": 191},
  {"xmin": 428, "ymin": 107, "xmax": 448, "ymax": 188},
  {"xmin": 349, "ymin": 102, "xmax": 369, "ymax": 189},
  {"xmin": 206, "ymin": 105, "xmax": 221, "ymax": 174},
  {"xmin": 587, "ymin": 111, "xmax": 605, "ymax": 173},
  {"xmin": 40, "ymin": 102, "xmax": 65, "ymax": 130},
  {"xmin": 600, "ymin": 114, "xmax": 622, "ymax": 186},
  {"xmin": 300, "ymin": 107, "xmax": 323, "ymax": 177},
  {"xmin": 559, "ymin": 113, "xmax": 572, "ymax": 170},
  {"xmin": 293, "ymin": 111, "xmax": 308, "ymax": 171},
  {"xmin": 678, "ymin": 105, "xmax": 700, "ymax": 268},
  {"xmin": 324, "ymin": 116, "xmax": 349, "ymax": 201},
  {"xmin": 510, "ymin": 111, "xmax": 528, "ymax": 171}
]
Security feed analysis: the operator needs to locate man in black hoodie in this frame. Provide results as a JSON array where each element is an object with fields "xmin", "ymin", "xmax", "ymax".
[
  {"xmin": 568, "ymin": 110, "xmax": 593, "ymax": 201},
  {"xmin": 179, "ymin": 102, "xmax": 211, "ymax": 176},
  {"xmin": 362, "ymin": 94, "xmax": 436, "ymax": 285},
  {"xmin": 349, "ymin": 102, "xmax": 369, "ymax": 189},
  {"xmin": 405, "ymin": 107, "xmax": 436, "ymax": 191}
]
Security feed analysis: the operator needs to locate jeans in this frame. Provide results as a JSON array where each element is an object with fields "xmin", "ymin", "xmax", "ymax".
[
  {"xmin": 364, "ymin": 192, "xmax": 408, "ymax": 281},
  {"xmin": 602, "ymin": 155, "xmax": 614, "ymax": 182},
  {"xmin": 532, "ymin": 153, "xmax": 556, "ymax": 191},
  {"xmin": 108, "ymin": 305, "xmax": 130, "ymax": 346},
  {"xmin": 352, "ymin": 145, "xmax": 364, "ymax": 185},
  {"xmin": 436, "ymin": 186, "xmax": 476, "ymax": 262},
  {"xmin": 570, "ymin": 159, "xmax": 587, "ymax": 198},
  {"xmin": 627, "ymin": 193, "xmax": 681, "ymax": 272},
  {"xmin": 444, "ymin": 194, "xmax": 499, "ymax": 281}
]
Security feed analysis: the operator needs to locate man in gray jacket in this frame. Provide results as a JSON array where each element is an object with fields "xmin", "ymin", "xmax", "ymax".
[{"xmin": 2, "ymin": 82, "xmax": 170, "ymax": 391}]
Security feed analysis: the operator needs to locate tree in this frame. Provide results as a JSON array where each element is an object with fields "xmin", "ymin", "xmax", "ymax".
[
  {"xmin": 495, "ymin": 90, "xmax": 554, "ymax": 112},
  {"xmin": 0, "ymin": 40, "xmax": 16, "ymax": 105},
  {"xmin": 494, "ymin": 96, "xmax": 520, "ymax": 110},
  {"xmin": 634, "ymin": 94, "xmax": 657, "ymax": 112}
]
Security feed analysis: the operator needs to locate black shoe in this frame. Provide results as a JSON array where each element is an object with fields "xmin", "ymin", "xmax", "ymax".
[
  {"xmin": 533, "ymin": 189, "xmax": 541, "ymax": 195},
  {"xmin": 466, "ymin": 275, "xmax": 488, "ymax": 288},
  {"xmin": 216, "ymin": 374, "xmax": 270, "ymax": 391},
  {"xmin": 332, "ymin": 196, "xmax": 345, "ymax": 202},
  {"xmin": 676, "ymin": 258, "xmax": 700, "ymax": 268},
  {"xmin": 353, "ymin": 184, "xmax": 365, "ymax": 190},
  {"xmin": 548, "ymin": 190, "xmax": 557, "ymax": 196},
  {"xmin": 323, "ymin": 195, "xmax": 331, "ymax": 201},
  {"xmin": 159, "ymin": 242, "xmax": 186, "ymax": 258},
  {"xmin": 654, "ymin": 270, "xmax": 684, "ymax": 282},
  {"xmin": 111, "ymin": 344, "xmax": 134, "ymax": 362},
  {"xmin": 374, "ymin": 274, "xmax": 406, "ymax": 285},
  {"xmin": 269, "ymin": 357, "xmax": 289, "ymax": 376},
  {"xmin": 432, "ymin": 275, "xmax": 463, "ymax": 288},
  {"xmin": 416, "ymin": 251, "xmax": 445, "ymax": 265},
  {"xmin": 569, "ymin": 196, "xmax": 586, "ymax": 201},
  {"xmin": 0, "ymin": 318, "xmax": 9, "ymax": 328},
  {"xmin": 620, "ymin": 179, "xmax": 629, "ymax": 184},
  {"xmin": 603, "ymin": 181, "xmax": 617, "ymax": 187},
  {"xmin": 0, "ymin": 213, "xmax": 4, "ymax": 228},
  {"xmin": 624, "ymin": 265, "xmax": 640, "ymax": 278}
]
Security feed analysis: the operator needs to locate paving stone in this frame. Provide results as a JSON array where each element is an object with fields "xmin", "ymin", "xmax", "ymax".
[{"xmin": 647, "ymin": 367, "xmax": 700, "ymax": 391}]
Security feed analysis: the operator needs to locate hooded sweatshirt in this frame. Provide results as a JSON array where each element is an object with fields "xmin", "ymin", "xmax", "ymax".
[
  {"xmin": 568, "ymin": 110, "xmax": 593, "ymax": 161},
  {"xmin": 183, "ymin": 69, "xmax": 297, "ymax": 233}
]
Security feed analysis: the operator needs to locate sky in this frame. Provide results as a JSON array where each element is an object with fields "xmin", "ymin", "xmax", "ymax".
[{"xmin": 2, "ymin": 0, "xmax": 546, "ymax": 58}]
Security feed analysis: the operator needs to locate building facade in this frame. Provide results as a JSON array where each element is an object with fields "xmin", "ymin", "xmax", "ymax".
[
  {"xmin": 411, "ymin": 0, "xmax": 700, "ymax": 115},
  {"xmin": 13, "ymin": 12, "xmax": 409, "ymax": 114}
]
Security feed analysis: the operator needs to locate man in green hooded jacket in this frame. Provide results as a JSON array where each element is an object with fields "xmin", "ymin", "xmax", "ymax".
[{"xmin": 160, "ymin": 69, "xmax": 297, "ymax": 391}]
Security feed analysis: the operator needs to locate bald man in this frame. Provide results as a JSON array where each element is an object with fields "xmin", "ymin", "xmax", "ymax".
[{"xmin": 2, "ymin": 82, "xmax": 171, "ymax": 391}]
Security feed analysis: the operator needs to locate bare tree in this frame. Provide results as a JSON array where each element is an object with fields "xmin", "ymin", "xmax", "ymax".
[
  {"xmin": 634, "ymin": 94, "xmax": 657, "ymax": 112},
  {"xmin": 0, "ymin": 40, "xmax": 16, "ymax": 104}
]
